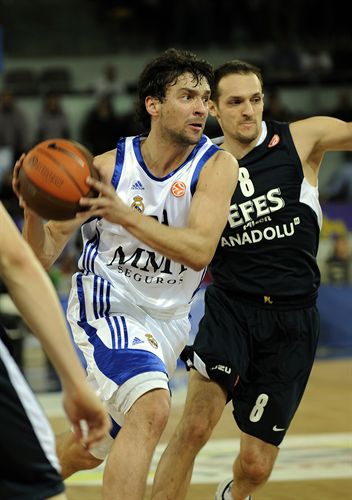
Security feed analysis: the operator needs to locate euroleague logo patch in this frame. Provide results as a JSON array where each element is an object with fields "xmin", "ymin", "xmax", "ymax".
[
  {"xmin": 268, "ymin": 134, "xmax": 280, "ymax": 148},
  {"xmin": 171, "ymin": 181, "xmax": 186, "ymax": 197}
]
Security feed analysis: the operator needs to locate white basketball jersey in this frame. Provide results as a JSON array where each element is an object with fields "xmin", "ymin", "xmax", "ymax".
[{"xmin": 69, "ymin": 134, "xmax": 219, "ymax": 320}]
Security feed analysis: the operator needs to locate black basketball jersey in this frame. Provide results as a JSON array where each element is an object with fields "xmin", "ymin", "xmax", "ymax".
[{"xmin": 210, "ymin": 120, "xmax": 321, "ymax": 298}]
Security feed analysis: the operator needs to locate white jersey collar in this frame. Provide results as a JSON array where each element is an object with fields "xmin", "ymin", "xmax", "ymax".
[{"xmin": 255, "ymin": 121, "xmax": 267, "ymax": 147}]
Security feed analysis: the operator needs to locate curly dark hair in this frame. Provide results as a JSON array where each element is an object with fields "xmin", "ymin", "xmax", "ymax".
[
  {"xmin": 135, "ymin": 48, "xmax": 213, "ymax": 132},
  {"xmin": 211, "ymin": 60, "xmax": 263, "ymax": 103}
]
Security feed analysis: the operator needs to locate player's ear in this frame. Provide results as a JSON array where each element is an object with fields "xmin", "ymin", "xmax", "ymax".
[
  {"xmin": 209, "ymin": 99, "xmax": 218, "ymax": 118},
  {"xmin": 145, "ymin": 96, "xmax": 160, "ymax": 118}
]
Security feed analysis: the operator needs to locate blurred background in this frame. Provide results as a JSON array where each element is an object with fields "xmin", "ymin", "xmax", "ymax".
[{"xmin": 0, "ymin": 0, "xmax": 351, "ymax": 392}]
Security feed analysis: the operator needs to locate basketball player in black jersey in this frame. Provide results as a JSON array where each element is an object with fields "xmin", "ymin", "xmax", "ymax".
[
  {"xmin": 151, "ymin": 60, "xmax": 352, "ymax": 500},
  {"xmin": 0, "ymin": 202, "xmax": 110, "ymax": 499}
]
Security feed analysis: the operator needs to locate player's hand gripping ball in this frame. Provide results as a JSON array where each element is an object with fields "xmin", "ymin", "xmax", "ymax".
[{"xmin": 18, "ymin": 138, "xmax": 99, "ymax": 220}]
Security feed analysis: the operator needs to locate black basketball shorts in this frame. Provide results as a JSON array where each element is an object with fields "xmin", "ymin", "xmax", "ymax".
[
  {"xmin": 0, "ymin": 329, "xmax": 64, "ymax": 499},
  {"xmin": 181, "ymin": 285, "xmax": 320, "ymax": 446}
]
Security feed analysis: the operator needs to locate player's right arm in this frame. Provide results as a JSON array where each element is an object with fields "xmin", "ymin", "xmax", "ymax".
[
  {"xmin": 12, "ymin": 155, "xmax": 85, "ymax": 269},
  {"xmin": 22, "ymin": 210, "xmax": 81, "ymax": 270}
]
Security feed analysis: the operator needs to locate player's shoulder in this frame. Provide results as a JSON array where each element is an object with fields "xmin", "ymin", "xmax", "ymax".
[
  {"xmin": 200, "ymin": 135, "xmax": 238, "ymax": 171},
  {"xmin": 94, "ymin": 148, "xmax": 116, "ymax": 164},
  {"xmin": 94, "ymin": 148, "xmax": 117, "ymax": 176},
  {"xmin": 202, "ymin": 148, "xmax": 238, "ymax": 180}
]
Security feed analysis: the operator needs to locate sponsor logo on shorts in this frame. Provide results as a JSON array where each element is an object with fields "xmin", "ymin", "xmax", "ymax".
[
  {"xmin": 210, "ymin": 364, "xmax": 232, "ymax": 374},
  {"xmin": 264, "ymin": 295, "xmax": 274, "ymax": 304},
  {"xmin": 186, "ymin": 359, "xmax": 194, "ymax": 368},
  {"xmin": 145, "ymin": 333, "xmax": 158, "ymax": 349},
  {"xmin": 273, "ymin": 425, "xmax": 286, "ymax": 432}
]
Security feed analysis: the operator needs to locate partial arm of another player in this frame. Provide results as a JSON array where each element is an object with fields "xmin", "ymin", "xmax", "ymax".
[
  {"xmin": 0, "ymin": 203, "xmax": 110, "ymax": 448},
  {"xmin": 12, "ymin": 155, "xmax": 86, "ymax": 270},
  {"xmin": 79, "ymin": 150, "xmax": 238, "ymax": 271}
]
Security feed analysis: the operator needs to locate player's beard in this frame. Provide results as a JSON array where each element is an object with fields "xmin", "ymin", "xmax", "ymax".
[
  {"xmin": 235, "ymin": 121, "xmax": 259, "ymax": 145},
  {"xmin": 167, "ymin": 126, "xmax": 202, "ymax": 146}
]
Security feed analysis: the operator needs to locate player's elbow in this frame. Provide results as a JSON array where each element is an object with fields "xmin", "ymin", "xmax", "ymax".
[
  {"xmin": 188, "ymin": 260, "xmax": 206, "ymax": 272},
  {"xmin": 39, "ymin": 258, "xmax": 54, "ymax": 272},
  {"xmin": 0, "ymin": 245, "xmax": 34, "ymax": 281},
  {"xmin": 186, "ymin": 248, "xmax": 214, "ymax": 271},
  {"xmin": 29, "ymin": 247, "xmax": 54, "ymax": 271}
]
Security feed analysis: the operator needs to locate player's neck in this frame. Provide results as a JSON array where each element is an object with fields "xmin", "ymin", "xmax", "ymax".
[
  {"xmin": 221, "ymin": 139, "xmax": 255, "ymax": 160},
  {"xmin": 222, "ymin": 122, "xmax": 265, "ymax": 160},
  {"xmin": 141, "ymin": 137, "xmax": 194, "ymax": 178}
]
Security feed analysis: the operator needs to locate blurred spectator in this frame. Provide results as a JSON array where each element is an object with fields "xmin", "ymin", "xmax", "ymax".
[
  {"xmin": 117, "ymin": 108, "xmax": 142, "ymax": 136},
  {"xmin": 263, "ymin": 89, "xmax": 293, "ymax": 122},
  {"xmin": 81, "ymin": 95, "xmax": 125, "ymax": 155},
  {"xmin": 93, "ymin": 64, "xmax": 124, "ymax": 98},
  {"xmin": 300, "ymin": 43, "xmax": 333, "ymax": 75},
  {"xmin": 330, "ymin": 91, "xmax": 352, "ymax": 123},
  {"xmin": 35, "ymin": 92, "xmax": 71, "ymax": 142},
  {"xmin": 325, "ymin": 151, "xmax": 352, "ymax": 202},
  {"xmin": 0, "ymin": 90, "xmax": 29, "ymax": 185},
  {"xmin": 325, "ymin": 234, "xmax": 351, "ymax": 284},
  {"xmin": 266, "ymin": 40, "xmax": 302, "ymax": 78}
]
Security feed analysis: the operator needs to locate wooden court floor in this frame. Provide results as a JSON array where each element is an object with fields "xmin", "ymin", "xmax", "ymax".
[{"xmin": 49, "ymin": 357, "xmax": 352, "ymax": 500}]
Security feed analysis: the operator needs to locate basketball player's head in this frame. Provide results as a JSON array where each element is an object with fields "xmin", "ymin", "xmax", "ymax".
[
  {"xmin": 210, "ymin": 60, "xmax": 264, "ymax": 145},
  {"xmin": 136, "ymin": 48, "xmax": 213, "ymax": 136}
]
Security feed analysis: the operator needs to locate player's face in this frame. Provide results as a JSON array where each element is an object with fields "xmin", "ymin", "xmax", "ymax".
[
  {"xmin": 158, "ymin": 73, "xmax": 210, "ymax": 145},
  {"xmin": 211, "ymin": 73, "xmax": 264, "ymax": 144}
]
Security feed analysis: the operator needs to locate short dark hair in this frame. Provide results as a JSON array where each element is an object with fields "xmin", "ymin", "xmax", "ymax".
[
  {"xmin": 136, "ymin": 48, "xmax": 213, "ymax": 131},
  {"xmin": 211, "ymin": 60, "xmax": 263, "ymax": 103}
]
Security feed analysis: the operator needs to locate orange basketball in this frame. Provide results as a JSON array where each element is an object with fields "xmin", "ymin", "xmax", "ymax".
[{"xmin": 18, "ymin": 139, "xmax": 99, "ymax": 220}]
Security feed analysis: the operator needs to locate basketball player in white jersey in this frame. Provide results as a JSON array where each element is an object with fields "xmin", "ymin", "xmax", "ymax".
[
  {"xmin": 0, "ymin": 202, "xmax": 110, "ymax": 500},
  {"xmin": 13, "ymin": 48, "xmax": 238, "ymax": 500}
]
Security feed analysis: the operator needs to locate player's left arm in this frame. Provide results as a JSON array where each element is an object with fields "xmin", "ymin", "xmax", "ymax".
[
  {"xmin": 79, "ymin": 150, "xmax": 238, "ymax": 271},
  {"xmin": 290, "ymin": 117, "xmax": 352, "ymax": 171},
  {"xmin": 0, "ymin": 203, "xmax": 110, "ymax": 448}
]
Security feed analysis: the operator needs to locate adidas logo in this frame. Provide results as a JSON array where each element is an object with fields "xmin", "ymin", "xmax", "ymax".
[
  {"xmin": 132, "ymin": 337, "xmax": 144, "ymax": 345},
  {"xmin": 131, "ymin": 180, "xmax": 144, "ymax": 190}
]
